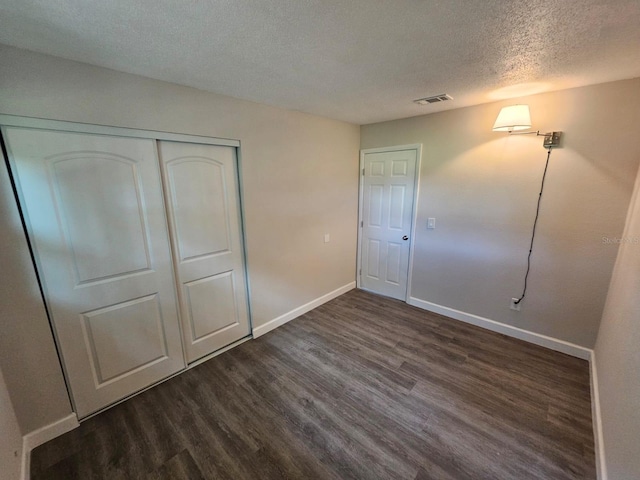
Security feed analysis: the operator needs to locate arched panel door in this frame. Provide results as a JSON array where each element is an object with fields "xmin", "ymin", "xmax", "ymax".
[
  {"xmin": 3, "ymin": 127, "xmax": 185, "ymax": 418},
  {"xmin": 158, "ymin": 141, "xmax": 250, "ymax": 363}
]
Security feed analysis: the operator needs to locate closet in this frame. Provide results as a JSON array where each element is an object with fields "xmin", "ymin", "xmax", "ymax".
[{"xmin": 2, "ymin": 119, "xmax": 251, "ymax": 418}]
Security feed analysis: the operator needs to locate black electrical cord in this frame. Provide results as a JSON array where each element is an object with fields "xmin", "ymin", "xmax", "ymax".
[{"xmin": 514, "ymin": 147, "xmax": 552, "ymax": 305}]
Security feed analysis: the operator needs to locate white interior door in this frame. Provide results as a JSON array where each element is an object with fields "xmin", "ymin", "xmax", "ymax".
[
  {"xmin": 158, "ymin": 141, "xmax": 250, "ymax": 363},
  {"xmin": 3, "ymin": 127, "xmax": 185, "ymax": 418},
  {"xmin": 359, "ymin": 148, "xmax": 417, "ymax": 300}
]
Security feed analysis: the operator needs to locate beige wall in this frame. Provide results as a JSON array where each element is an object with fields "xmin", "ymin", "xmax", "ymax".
[
  {"xmin": 0, "ymin": 44, "xmax": 360, "ymax": 433},
  {"xmin": 594, "ymin": 164, "xmax": 640, "ymax": 479},
  {"xmin": 0, "ymin": 157, "xmax": 73, "ymax": 433},
  {"xmin": 361, "ymin": 79, "xmax": 640, "ymax": 347},
  {"xmin": 0, "ymin": 368, "xmax": 22, "ymax": 480}
]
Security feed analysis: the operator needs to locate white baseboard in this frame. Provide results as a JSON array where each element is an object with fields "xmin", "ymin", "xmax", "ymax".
[
  {"xmin": 589, "ymin": 351, "xmax": 607, "ymax": 480},
  {"xmin": 253, "ymin": 282, "xmax": 356, "ymax": 338},
  {"xmin": 407, "ymin": 296, "xmax": 592, "ymax": 360},
  {"xmin": 21, "ymin": 413, "xmax": 79, "ymax": 480}
]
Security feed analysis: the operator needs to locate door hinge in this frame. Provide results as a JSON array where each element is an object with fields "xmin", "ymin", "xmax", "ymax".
[
  {"xmin": 362, "ymin": 168, "xmax": 365, "ymax": 176},
  {"xmin": 359, "ymin": 269, "xmax": 362, "ymax": 276},
  {"xmin": 360, "ymin": 220, "xmax": 363, "ymax": 227}
]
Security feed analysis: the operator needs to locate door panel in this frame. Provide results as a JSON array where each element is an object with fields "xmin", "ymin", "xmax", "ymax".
[
  {"xmin": 169, "ymin": 159, "xmax": 231, "ymax": 260},
  {"xmin": 369, "ymin": 185, "xmax": 383, "ymax": 226},
  {"xmin": 3, "ymin": 127, "xmax": 185, "ymax": 418},
  {"xmin": 392, "ymin": 159, "xmax": 408, "ymax": 176},
  {"xmin": 158, "ymin": 141, "xmax": 250, "ymax": 363},
  {"xmin": 371, "ymin": 160, "xmax": 385, "ymax": 176},
  {"xmin": 184, "ymin": 272, "xmax": 239, "ymax": 341},
  {"xmin": 81, "ymin": 294, "xmax": 168, "ymax": 385},
  {"xmin": 367, "ymin": 239, "xmax": 381, "ymax": 278},
  {"xmin": 360, "ymin": 149, "xmax": 417, "ymax": 300},
  {"xmin": 53, "ymin": 155, "xmax": 151, "ymax": 282},
  {"xmin": 386, "ymin": 242, "xmax": 402, "ymax": 284},
  {"xmin": 389, "ymin": 185, "xmax": 406, "ymax": 230}
]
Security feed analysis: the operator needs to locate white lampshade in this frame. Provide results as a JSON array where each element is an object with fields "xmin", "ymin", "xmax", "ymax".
[{"xmin": 492, "ymin": 104, "xmax": 532, "ymax": 132}]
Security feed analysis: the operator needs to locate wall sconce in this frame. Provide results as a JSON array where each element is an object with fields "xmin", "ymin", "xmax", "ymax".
[
  {"xmin": 493, "ymin": 104, "xmax": 562, "ymax": 148},
  {"xmin": 493, "ymin": 104, "xmax": 563, "ymax": 308}
]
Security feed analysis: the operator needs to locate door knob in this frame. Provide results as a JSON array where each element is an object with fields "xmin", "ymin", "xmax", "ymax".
[{"xmin": 402, "ymin": 235, "xmax": 409, "ymax": 240}]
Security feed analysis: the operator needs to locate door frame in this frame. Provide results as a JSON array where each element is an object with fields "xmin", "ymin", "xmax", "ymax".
[
  {"xmin": 357, "ymin": 144, "xmax": 422, "ymax": 303},
  {"xmin": 0, "ymin": 114, "xmax": 241, "ymax": 147},
  {"xmin": 0, "ymin": 114, "xmax": 254, "ymax": 415}
]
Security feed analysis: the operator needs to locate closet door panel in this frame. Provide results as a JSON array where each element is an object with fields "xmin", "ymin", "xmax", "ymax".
[
  {"xmin": 3, "ymin": 127, "xmax": 185, "ymax": 418},
  {"xmin": 158, "ymin": 141, "xmax": 250, "ymax": 362},
  {"xmin": 184, "ymin": 272, "xmax": 238, "ymax": 341},
  {"xmin": 169, "ymin": 159, "xmax": 230, "ymax": 260}
]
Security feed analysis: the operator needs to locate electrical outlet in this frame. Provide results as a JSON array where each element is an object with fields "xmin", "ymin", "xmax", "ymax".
[{"xmin": 510, "ymin": 298, "xmax": 521, "ymax": 311}]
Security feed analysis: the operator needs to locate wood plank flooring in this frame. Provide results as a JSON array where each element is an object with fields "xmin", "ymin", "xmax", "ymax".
[{"xmin": 31, "ymin": 289, "xmax": 596, "ymax": 479}]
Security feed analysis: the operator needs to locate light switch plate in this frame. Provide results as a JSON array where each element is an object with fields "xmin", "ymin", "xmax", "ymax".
[
  {"xmin": 324, "ymin": 233, "xmax": 330, "ymax": 243},
  {"xmin": 427, "ymin": 218, "xmax": 436, "ymax": 229}
]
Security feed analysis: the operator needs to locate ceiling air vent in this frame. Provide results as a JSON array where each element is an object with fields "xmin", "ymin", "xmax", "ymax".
[{"xmin": 413, "ymin": 94, "xmax": 453, "ymax": 105}]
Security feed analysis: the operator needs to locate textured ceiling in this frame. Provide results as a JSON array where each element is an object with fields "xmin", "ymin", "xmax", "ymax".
[{"xmin": 0, "ymin": 0, "xmax": 639, "ymax": 124}]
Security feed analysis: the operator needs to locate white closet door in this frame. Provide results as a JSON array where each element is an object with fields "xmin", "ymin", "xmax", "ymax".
[
  {"xmin": 3, "ymin": 127, "xmax": 185, "ymax": 418},
  {"xmin": 158, "ymin": 141, "xmax": 250, "ymax": 363}
]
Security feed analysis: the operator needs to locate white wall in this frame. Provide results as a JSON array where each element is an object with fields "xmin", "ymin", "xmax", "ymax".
[
  {"xmin": 361, "ymin": 79, "xmax": 640, "ymax": 347},
  {"xmin": 0, "ymin": 368, "xmax": 22, "ymax": 480},
  {"xmin": 594, "ymin": 161, "xmax": 640, "ymax": 479},
  {"xmin": 0, "ymin": 44, "xmax": 360, "ymax": 433}
]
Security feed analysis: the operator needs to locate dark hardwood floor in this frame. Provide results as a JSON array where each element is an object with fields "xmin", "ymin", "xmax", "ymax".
[{"xmin": 31, "ymin": 289, "xmax": 596, "ymax": 479}]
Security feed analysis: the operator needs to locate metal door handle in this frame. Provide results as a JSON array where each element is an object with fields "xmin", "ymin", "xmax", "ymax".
[{"xmin": 402, "ymin": 235, "xmax": 409, "ymax": 240}]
